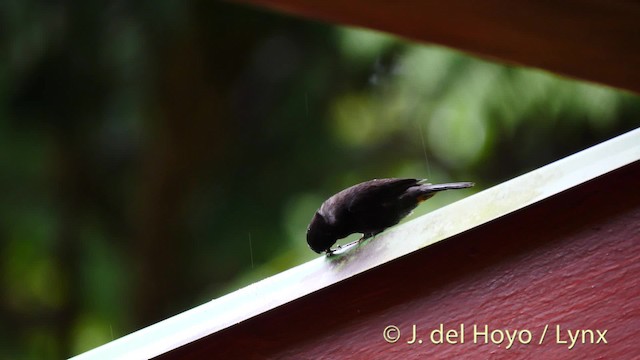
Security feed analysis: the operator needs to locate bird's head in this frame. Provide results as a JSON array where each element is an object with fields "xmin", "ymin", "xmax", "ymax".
[{"xmin": 306, "ymin": 211, "xmax": 337, "ymax": 254}]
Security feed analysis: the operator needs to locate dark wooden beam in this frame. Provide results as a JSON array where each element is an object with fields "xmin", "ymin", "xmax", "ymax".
[{"xmin": 237, "ymin": 0, "xmax": 640, "ymax": 94}]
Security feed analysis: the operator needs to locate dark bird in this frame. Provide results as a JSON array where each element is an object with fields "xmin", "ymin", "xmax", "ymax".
[{"xmin": 307, "ymin": 178, "xmax": 473, "ymax": 255}]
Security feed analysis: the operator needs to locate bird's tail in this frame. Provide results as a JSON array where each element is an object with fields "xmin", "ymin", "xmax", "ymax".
[
  {"xmin": 421, "ymin": 181, "xmax": 474, "ymax": 192},
  {"xmin": 410, "ymin": 181, "xmax": 473, "ymax": 203}
]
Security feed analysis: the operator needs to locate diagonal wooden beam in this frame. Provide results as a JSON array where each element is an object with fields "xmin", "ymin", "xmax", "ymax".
[{"xmin": 71, "ymin": 127, "xmax": 640, "ymax": 359}]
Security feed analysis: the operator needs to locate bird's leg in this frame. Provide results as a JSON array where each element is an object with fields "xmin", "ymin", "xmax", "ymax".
[
  {"xmin": 340, "ymin": 233, "xmax": 370, "ymax": 249},
  {"xmin": 361, "ymin": 233, "xmax": 373, "ymax": 242},
  {"xmin": 328, "ymin": 232, "xmax": 382, "ymax": 256}
]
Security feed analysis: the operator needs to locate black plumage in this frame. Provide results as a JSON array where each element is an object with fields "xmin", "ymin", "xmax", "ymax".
[{"xmin": 306, "ymin": 178, "xmax": 473, "ymax": 254}]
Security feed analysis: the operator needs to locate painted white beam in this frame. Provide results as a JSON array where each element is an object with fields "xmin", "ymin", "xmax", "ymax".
[{"xmin": 71, "ymin": 127, "xmax": 640, "ymax": 360}]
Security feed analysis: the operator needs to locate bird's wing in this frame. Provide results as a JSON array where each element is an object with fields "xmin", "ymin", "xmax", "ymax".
[{"xmin": 345, "ymin": 178, "xmax": 421, "ymax": 213}]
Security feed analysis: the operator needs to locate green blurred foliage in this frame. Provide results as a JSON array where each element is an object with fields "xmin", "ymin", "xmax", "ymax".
[{"xmin": 0, "ymin": 1, "xmax": 638, "ymax": 358}]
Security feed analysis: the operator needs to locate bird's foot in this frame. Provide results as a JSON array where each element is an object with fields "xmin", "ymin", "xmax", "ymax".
[
  {"xmin": 340, "ymin": 236, "xmax": 367, "ymax": 249},
  {"xmin": 327, "ymin": 234, "xmax": 380, "ymax": 256}
]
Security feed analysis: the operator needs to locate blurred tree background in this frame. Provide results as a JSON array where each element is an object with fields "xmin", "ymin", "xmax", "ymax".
[{"xmin": 1, "ymin": 1, "xmax": 639, "ymax": 358}]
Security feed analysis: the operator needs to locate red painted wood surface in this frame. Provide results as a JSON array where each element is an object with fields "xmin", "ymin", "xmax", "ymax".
[
  {"xmin": 238, "ymin": 0, "xmax": 640, "ymax": 95},
  {"xmin": 160, "ymin": 161, "xmax": 640, "ymax": 359}
]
